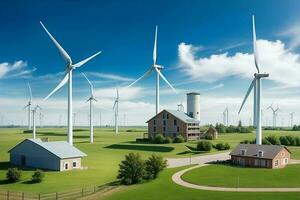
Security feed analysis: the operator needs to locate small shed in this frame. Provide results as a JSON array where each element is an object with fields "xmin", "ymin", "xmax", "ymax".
[
  {"xmin": 201, "ymin": 126, "xmax": 218, "ymax": 140},
  {"xmin": 230, "ymin": 144, "xmax": 291, "ymax": 169},
  {"xmin": 9, "ymin": 139, "xmax": 87, "ymax": 171}
]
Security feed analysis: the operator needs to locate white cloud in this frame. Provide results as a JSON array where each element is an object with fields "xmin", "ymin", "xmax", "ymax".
[
  {"xmin": 178, "ymin": 40, "xmax": 300, "ymax": 88},
  {"xmin": 0, "ymin": 61, "xmax": 35, "ymax": 79},
  {"xmin": 86, "ymin": 72, "xmax": 134, "ymax": 82}
]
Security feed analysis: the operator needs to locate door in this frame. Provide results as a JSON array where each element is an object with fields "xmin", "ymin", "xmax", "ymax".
[{"xmin": 21, "ymin": 155, "xmax": 26, "ymax": 166}]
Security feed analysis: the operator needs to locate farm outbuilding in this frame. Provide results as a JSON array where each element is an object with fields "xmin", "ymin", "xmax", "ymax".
[{"xmin": 9, "ymin": 138, "xmax": 86, "ymax": 171}]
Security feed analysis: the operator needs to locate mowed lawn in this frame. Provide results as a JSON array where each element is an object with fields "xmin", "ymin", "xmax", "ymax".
[
  {"xmin": 182, "ymin": 164, "xmax": 300, "ymax": 188},
  {"xmin": 99, "ymin": 166, "xmax": 300, "ymax": 200},
  {"xmin": 0, "ymin": 127, "xmax": 300, "ymax": 194}
]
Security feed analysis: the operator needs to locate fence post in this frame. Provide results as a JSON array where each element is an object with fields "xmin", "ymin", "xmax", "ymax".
[
  {"xmin": 7, "ymin": 191, "xmax": 9, "ymax": 200},
  {"xmin": 56, "ymin": 192, "xmax": 58, "ymax": 200},
  {"xmin": 82, "ymin": 188, "xmax": 84, "ymax": 196},
  {"xmin": 22, "ymin": 192, "xmax": 24, "ymax": 200},
  {"xmin": 39, "ymin": 193, "xmax": 41, "ymax": 200}
]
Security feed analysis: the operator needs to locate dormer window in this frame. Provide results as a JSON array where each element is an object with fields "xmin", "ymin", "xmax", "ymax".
[
  {"xmin": 240, "ymin": 149, "xmax": 247, "ymax": 156},
  {"xmin": 258, "ymin": 150, "xmax": 264, "ymax": 157}
]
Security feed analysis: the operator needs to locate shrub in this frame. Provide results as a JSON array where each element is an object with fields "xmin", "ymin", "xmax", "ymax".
[
  {"xmin": 240, "ymin": 139, "xmax": 255, "ymax": 144},
  {"xmin": 262, "ymin": 138, "xmax": 271, "ymax": 145},
  {"xmin": 117, "ymin": 153, "xmax": 145, "ymax": 185},
  {"xmin": 295, "ymin": 137, "xmax": 300, "ymax": 146},
  {"xmin": 145, "ymin": 154, "xmax": 167, "ymax": 179},
  {"xmin": 214, "ymin": 142, "xmax": 230, "ymax": 151},
  {"xmin": 173, "ymin": 135, "xmax": 185, "ymax": 143},
  {"xmin": 31, "ymin": 169, "xmax": 44, "ymax": 183},
  {"xmin": 265, "ymin": 135, "xmax": 280, "ymax": 145},
  {"xmin": 286, "ymin": 135, "xmax": 296, "ymax": 146},
  {"xmin": 279, "ymin": 136, "xmax": 290, "ymax": 146},
  {"xmin": 205, "ymin": 135, "xmax": 213, "ymax": 140},
  {"xmin": 6, "ymin": 168, "xmax": 22, "ymax": 183},
  {"xmin": 197, "ymin": 141, "xmax": 212, "ymax": 151},
  {"xmin": 153, "ymin": 134, "xmax": 165, "ymax": 144},
  {"xmin": 163, "ymin": 137, "xmax": 173, "ymax": 144}
]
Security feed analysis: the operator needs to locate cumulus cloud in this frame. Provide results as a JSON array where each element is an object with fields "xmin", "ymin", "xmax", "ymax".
[
  {"xmin": 178, "ymin": 40, "xmax": 300, "ymax": 88},
  {"xmin": 0, "ymin": 61, "xmax": 35, "ymax": 79},
  {"xmin": 87, "ymin": 72, "xmax": 134, "ymax": 82}
]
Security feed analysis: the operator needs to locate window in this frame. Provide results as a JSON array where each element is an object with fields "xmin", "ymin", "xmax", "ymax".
[
  {"xmin": 153, "ymin": 119, "xmax": 156, "ymax": 125},
  {"xmin": 163, "ymin": 113, "xmax": 165, "ymax": 119},
  {"xmin": 177, "ymin": 126, "xmax": 179, "ymax": 132},
  {"xmin": 163, "ymin": 127, "xmax": 166, "ymax": 132},
  {"xmin": 284, "ymin": 158, "xmax": 288, "ymax": 164},
  {"xmin": 281, "ymin": 152, "xmax": 285, "ymax": 156},
  {"xmin": 240, "ymin": 149, "xmax": 247, "ymax": 156},
  {"xmin": 258, "ymin": 150, "xmax": 264, "ymax": 157},
  {"xmin": 65, "ymin": 163, "xmax": 69, "ymax": 170},
  {"xmin": 73, "ymin": 161, "xmax": 77, "ymax": 168},
  {"xmin": 174, "ymin": 119, "xmax": 177, "ymax": 126},
  {"xmin": 153, "ymin": 127, "xmax": 156, "ymax": 132},
  {"xmin": 163, "ymin": 120, "xmax": 166, "ymax": 126},
  {"xmin": 275, "ymin": 160, "xmax": 279, "ymax": 166},
  {"xmin": 167, "ymin": 114, "xmax": 169, "ymax": 119}
]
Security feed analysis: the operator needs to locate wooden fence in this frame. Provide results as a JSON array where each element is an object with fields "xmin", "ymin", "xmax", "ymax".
[{"xmin": 0, "ymin": 183, "xmax": 118, "ymax": 200}]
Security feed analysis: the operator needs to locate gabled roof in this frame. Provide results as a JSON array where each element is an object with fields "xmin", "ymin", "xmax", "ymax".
[
  {"xmin": 9, "ymin": 139, "xmax": 87, "ymax": 159},
  {"xmin": 230, "ymin": 144, "xmax": 290, "ymax": 159},
  {"xmin": 146, "ymin": 109, "xmax": 200, "ymax": 123}
]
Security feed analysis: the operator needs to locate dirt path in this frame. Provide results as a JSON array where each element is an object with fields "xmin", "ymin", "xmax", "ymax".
[{"xmin": 172, "ymin": 163, "xmax": 300, "ymax": 192}]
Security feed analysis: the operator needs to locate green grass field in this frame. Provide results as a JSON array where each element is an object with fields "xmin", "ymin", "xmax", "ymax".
[
  {"xmin": 182, "ymin": 164, "xmax": 300, "ymax": 188},
  {"xmin": 98, "ymin": 166, "xmax": 300, "ymax": 200},
  {"xmin": 0, "ymin": 127, "xmax": 300, "ymax": 196}
]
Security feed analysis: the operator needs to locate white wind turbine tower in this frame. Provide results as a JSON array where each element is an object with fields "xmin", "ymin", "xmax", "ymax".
[
  {"xmin": 267, "ymin": 104, "xmax": 279, "ymax": 127},
  {"xmin": 113, "ymin": 89, "xmax": 119, "ymax": 134},
  {"xmin": 127, "ymin": 26, "xmax": 177, "ymax": 114},
  {"xmin": 82, "ymin": 73, "xmax": 97, "ymax": 143},
  {"xmin": 32, "ymin": 105, "xmax": 41, "ymax": 139},
  {"xmin": 223, "ymin": 107, "xmax": 229, "ymax": 126},
  {"xmin": 40, "ymin": 22, "xmax": 101, "ymax": 145},
  {"xmin": 24, "ymin": 82, "xmax": 33, "ymax": 129},
  {"xmin": 238, "ymin": 16, "xmax": 269, "ymax": 145},
  {"xmin": 290, "ymin": 112, "xmax": 295, "ymax": 127}
]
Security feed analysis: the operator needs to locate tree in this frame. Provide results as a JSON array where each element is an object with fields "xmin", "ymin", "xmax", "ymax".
[
  {"xmin": 6, "ymin": 168, "xmax": 22, "ymax": 183},
  {"xmin": 145, "ymin": 154, "xmax": 167, "ymax": 179},
  {"xmin": 153, "ymin": 134, "xmax": 165, "ymax": 144},
  {"xmin": 31, "ymin": 169, "xmax": 45, "ymax": 183},
  {"xmin": 265, "ymin": 135, "xmax": 280, "ymax": 145},
  {"xmin": 173, "ymin": 135, "xmax": 185, "ymax": 143},
  {"xmin": 117, "ymin": 153, "xmax": 145, "ymax": 185},
  {"xmin": 197, "ymin": 141, "xmax": 212, "ymax": 151}
]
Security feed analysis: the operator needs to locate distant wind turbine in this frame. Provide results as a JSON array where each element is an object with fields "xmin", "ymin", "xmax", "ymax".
[
  {"xmin": 267, "ymin": 104, "xmax": 280, "ymax": 127},
  {"xmin": 82, "ymin": 73, "xmax": 97, "ymax": 143},
  {"xmin": 32, "ymin": 105, "xmax": 41, "ymax": 139},
  {"xmin": 24, "ymin": 82, "xmax": 33, "ymax": 129},
  {"xmin": 238, "ymin": 16, "xmax": 269, "ymax": 145},
  {"xmin": 127, "ymin": 26, "xmax": 177, "ymax": 114},
  {"xmin": 113, "ymin": 89, "xmax": 119, "ymax": 134},
  {"xmin": 290, "ymin": 112, "xmax": 295, "ymax": 127},
  {"xmin": 40, "ymin": 21, "xmax": 101, "ymax": 145},
  {"xmin": 223, "ymin": 107, "xmax": 228, "ymax": 126}
]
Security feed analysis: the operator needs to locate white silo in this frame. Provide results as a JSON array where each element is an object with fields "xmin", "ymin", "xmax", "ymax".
[{"xmin": 187, "ymin": 92, "xmax": 200, "ymax": 121}]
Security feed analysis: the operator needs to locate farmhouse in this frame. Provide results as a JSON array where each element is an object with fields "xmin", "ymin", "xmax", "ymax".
[
  {"xmin": 147, "ymin": 109, "xmax": 200, "ymax": 140},
  {"xmin": 9, "ymin": 138, "xmax": 86, "ymax": 171},
  {"xmin": 230, "ymin": 144, "xmax": 291, "ymax": 169}
]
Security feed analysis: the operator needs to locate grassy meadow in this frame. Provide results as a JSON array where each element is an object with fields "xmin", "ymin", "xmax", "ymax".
[{"xmin": 0, "ymin": 127, "xmax": 299, "ymax": 195}]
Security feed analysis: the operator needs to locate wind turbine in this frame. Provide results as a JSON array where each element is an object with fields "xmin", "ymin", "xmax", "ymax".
[
  {"xmin": 24, "ymin": 82, "xmax": 32, "ymax": 129},
  {"xmin": 290, "ymin": 112, "xmax": 295, "ymax": 127},
  {"xmin": 127, "ymin": 26, "xmax": 177, "ymax": 114},
  {"xmin": 32, "ymin": 105, "xmax": 41, "ymax": 139},
  {"xmin": 113, "ymin": 89, "xmax": 119, "ymax": 134},
  {"xmin": 238, "ymin": 16, "xmax": 269, "ymax": 145},
  {"xmin": 82, "ymin": 73, "xmax": 97, "ymax": 143},
  {"xmin": 223, "ymin": 107, "xmax": 228, "ymax": 126},
  {"xmin": 40, "ymin": 21, "xmax": 101, "ymax": 145},
  {"xmin": 267, "ymin": 104, "xmax": 279, "ymax": 127}
]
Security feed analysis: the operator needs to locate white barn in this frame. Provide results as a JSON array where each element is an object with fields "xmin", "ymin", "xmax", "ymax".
[{"xmin": 9, "ymin": 139, "xmax": 86, "ymax": 171}]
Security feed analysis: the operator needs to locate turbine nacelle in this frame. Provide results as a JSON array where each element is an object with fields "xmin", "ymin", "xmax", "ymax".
[{"xmin": 254, "ymin": 73, "xmax": 269, "ymax": 78}]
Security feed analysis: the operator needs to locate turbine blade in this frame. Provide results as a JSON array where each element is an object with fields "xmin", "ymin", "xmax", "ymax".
[
  {"xmin": 72, "ymin": 51, "xmax": 101, "ymax": 68},
  {"xmin": 113, "ymin": 101, "xmax": 117, "ymax": 110},
  {"xmin": 44, "ymin": 72, "xmax": 69, "ymax": 100},
  {"xmin": 23, "ymin": 104, "xmax": 29, "ymax": 109},
  {"xmin": 116, "ymin": 88, "xmax": 119, "ymax": 99},
  {"xmin": 82, "ymin": 72, "xmax": 94, "ymax": 96},
  {"xmin": 127, "ymin": 68, "xmax": 153, "ymax": 88},
  {"xmin": 27, "ymin": 82, "xmax": 32, "ymax": 101},
  {"xmin": 238, "ymin": 78, "xmax": 256, "ymax": 114},
  {"xmin": 155, "ymin": 68, "xmax": 177, "ymax": 94},
  {"xmin": 153, "ymin": 25, "xmax": 158, "ymax": 65},
  {"xmin": 252, "ymin": 15, "xmax": 260, "ymax": 73},
  {"xmin": 40, "ymin": 21, "xmax": 72, "ymax": 64}
]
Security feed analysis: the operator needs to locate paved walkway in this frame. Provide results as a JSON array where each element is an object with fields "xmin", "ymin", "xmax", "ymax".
[
  {"xmin": 172, "ymin": 162, "xmax": 300, "ymax": 192},
  {"xmin": 167, "ymin": 152, "xmax": 230, "ymax": 168}
]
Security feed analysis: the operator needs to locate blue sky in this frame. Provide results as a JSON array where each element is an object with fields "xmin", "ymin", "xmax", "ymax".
[{"xmin": 0, "ymin": 0, "xmax": 299, "ymax": 126}]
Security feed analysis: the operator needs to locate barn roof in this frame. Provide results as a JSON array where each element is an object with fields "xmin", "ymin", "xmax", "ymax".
[
  {"xmin": 146, "ymin": 109, "xmax": 200, "ymax": 123},
  {"xmin": 9, "ymin": 139, "xmax": 87, "ymax": 159},
  {"xmin": 230, "ymin": 144, "xmax": 290, "ymax": 159}
]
